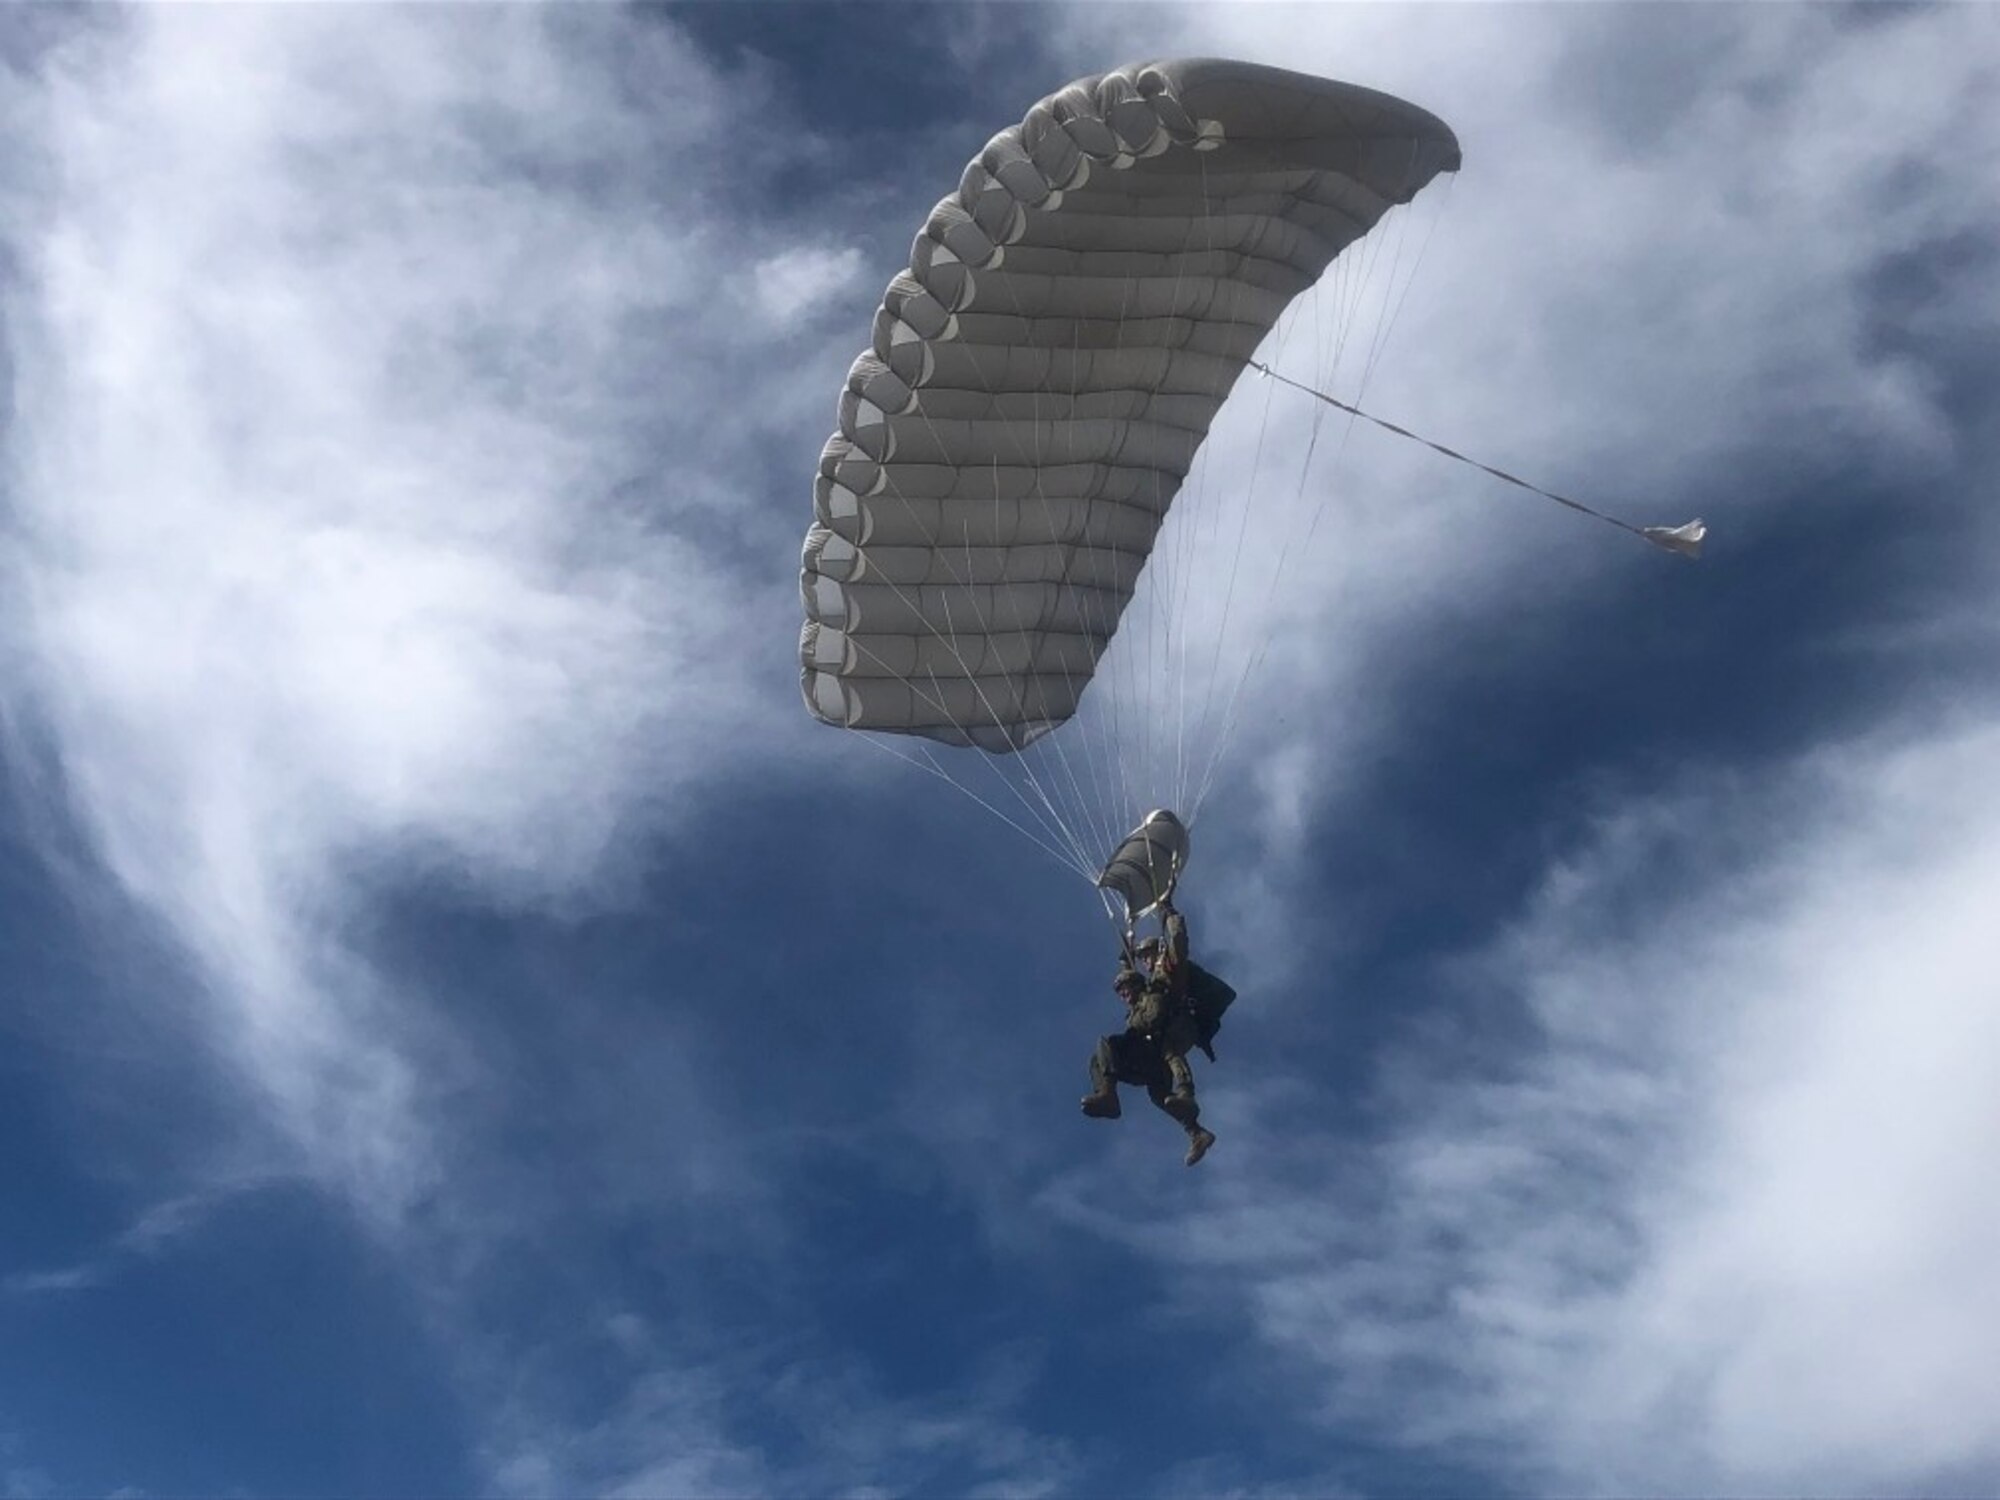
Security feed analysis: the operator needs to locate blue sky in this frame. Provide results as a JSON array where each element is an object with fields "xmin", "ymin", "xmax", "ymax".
[{"xmin": 3, "ymin": 5, "xmax": 1998, "ymax": 1496}]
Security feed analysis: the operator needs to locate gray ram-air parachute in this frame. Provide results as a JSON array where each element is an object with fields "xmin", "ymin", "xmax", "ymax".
[{"xmin": 799, "ymin": 58, "xmax": 1461, "ymax": 754}]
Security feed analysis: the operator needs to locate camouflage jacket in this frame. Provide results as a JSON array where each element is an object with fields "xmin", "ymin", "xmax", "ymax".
[{"xmin": 1124, "ymin": 910, "xmax": 1192, "ymax": 1039}]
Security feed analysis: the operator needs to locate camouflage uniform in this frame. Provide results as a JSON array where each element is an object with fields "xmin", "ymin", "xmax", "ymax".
[
  {"xmin": 1081, "ymin": 907, "xmax": 1215, "ymax": 1165},
  {"xmin": 1137, "ymin": 909, "xmax": 1201, "ymax": 1107}
]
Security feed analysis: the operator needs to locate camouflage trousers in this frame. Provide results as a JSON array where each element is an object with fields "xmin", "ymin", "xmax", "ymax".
[{"xmin": 1089, "ymin": 1023, "xmax": 1199, "ymax": 1123}]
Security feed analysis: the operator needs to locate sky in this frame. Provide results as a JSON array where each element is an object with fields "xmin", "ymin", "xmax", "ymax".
[{"xmin": 2, "ymin": 4, "xmax": 1997, "ymax": 1496}]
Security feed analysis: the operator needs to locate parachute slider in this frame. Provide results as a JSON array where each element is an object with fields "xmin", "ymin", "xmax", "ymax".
[
  {"xmin": 1250, "ymin": 360, "xmax": 1708, "ymax": 559},
  {"xmin": 1098, "ymin": 809, "xmax": 1190, "ymax": 923}
]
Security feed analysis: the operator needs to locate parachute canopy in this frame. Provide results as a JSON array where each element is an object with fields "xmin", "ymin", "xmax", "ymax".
[
  {"xmin": 800, "ymin": 58, "xmax": 1461, "ymax": 753},
  {"xmin": 1097, "ymin": 808, "xmax": 1190, "ymax": 922}
]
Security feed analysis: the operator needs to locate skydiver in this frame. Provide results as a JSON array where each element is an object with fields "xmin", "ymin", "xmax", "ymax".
[{"xmin": 1079, "ymin": 898, "xmax": 1217, "ymax": 1166}]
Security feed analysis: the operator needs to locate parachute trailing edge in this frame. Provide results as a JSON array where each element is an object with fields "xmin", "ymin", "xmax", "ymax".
[{"xmin": 799, "ymin": 58, "xmax": 1461, "ymax": 753}]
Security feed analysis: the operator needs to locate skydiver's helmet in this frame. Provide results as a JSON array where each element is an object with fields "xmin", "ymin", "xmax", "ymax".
[{"xmin": 1134, "ymin": 936, "xmax": 1166, "ymax": 970}]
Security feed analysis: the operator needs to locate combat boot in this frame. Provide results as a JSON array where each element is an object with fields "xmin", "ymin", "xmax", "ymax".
[
  {"xmin": 1184, "ymin": 1126, "xmax": 1216, "ymax": 1166},
  {"xmin": 1080, "ymin": 1085, "xmax": 1121, "ymax": 1119}
]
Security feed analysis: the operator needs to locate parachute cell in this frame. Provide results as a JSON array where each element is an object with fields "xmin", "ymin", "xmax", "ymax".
[{"xmin": 799, "ymin": 58, "xmax": 1461, "ymax": 753}]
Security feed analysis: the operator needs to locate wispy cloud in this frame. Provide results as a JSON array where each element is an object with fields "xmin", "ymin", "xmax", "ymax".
[
  {"xmin": 1, "ymin": 7, "xmax": 821, "ymax": 1201},
  {"xmin": 3, "ymin": 1182, "xmax": 262, "ymax": 1297},
  {"xmin": 753, "ymin": 245, "xmax": 866, "ymax": 327},
  {"xmin": 1004, "ymin": 8, "xmax": 2000, "ymax": 1495},
  {"xmin": 1055, "ymin": 3, "xmax": 1998, "ymax": 840},
  {"xmin": 0, "ymin": 7, "xmax": 899, "ymax": 1485},
  {"xmin": 5, "ymin": 6, "xmax": 1997, "ymax": 1495},
  {"xmin": 476, "ymin": 1315, "xmax": 1083, "ymax": 1499},
  {"xmin": 1044, "ymin": 715, "xmax": 2000, "ymax": 1494}
]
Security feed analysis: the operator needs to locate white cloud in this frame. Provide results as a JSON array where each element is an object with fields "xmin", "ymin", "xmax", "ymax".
[
  {"xmin": 2, "ymin": 1181, "xmax": 266, "ymax": 1297},
  {"xmin": 753, "ymin": 244, "xmax": 865, "ymax": 326},
  {"xmin": 0, "ymin": 8, "xmax": 870, "ymax": 1483},
  {"xmin": 475, "ymin": 1313, "xmax": 1083, "ymax": 1500},
  {"xmin": 1043, "ymin": 714, "xmax": 2000, "ymax": 1495},
  {"xmin": 0, "ymin": 6, "xmax": 822, "ymax": 1198},
  {"xmin": 992, "ymin": 9, "xmax": 2000, "ymax": 1495},
  {"xmin": 1038, "ymin": 4, "xmax": 2000, "ymax": 838},
  {"xmin": 6, "ymin": 6, "xmax": 1998, "ymax": 1495},
  {"xmin": 0, "ymin": 9, "xmax": 1111, "ymax": 1491}
]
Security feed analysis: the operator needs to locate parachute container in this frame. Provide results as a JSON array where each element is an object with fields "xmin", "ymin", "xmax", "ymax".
[{"xmin": 1098, "ymin": 809, "xmax": 1190, "ymax": 921}]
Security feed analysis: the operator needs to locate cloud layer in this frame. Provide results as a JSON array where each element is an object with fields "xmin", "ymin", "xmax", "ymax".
[
  {"xmin": 1024, "ymin": 8, "xmax": 2000, "ymax": 1493},
  {"xmin": 3, "ymin": 6, "xmax": 1996, "ymax": 1496},
  {"xmin": 2, "ymin": 7, "xmax": 832, "ymax": 1192}
]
